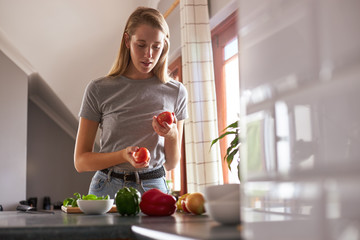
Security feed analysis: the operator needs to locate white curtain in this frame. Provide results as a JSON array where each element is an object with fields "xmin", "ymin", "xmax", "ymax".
[{"xmin": 180, "ymin": 0, "xmax": 223, "ymax": 193}]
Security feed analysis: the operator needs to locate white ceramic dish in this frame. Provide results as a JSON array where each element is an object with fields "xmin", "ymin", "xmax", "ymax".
[
  {"xmin": 204, "ymin": 183, "xmax": 240, "ymax": 202},
  {"xmin": 77, "ymin": 199, "xmax": 114, "ymax": 215},
  {"xmin": 205, "ymin": 200, "xmax": 241, "ymax": 225}
]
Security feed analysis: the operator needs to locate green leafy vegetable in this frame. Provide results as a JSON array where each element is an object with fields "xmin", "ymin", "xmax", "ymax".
[
  {"xmin": 63, "ymin": 193, "xmax": 110, "ymax": 207},
  {"xmin": 63, "ymin": 192, "xmax": 81, "ymax": 207},
  {"xmin": 82, "ymin": 194, "xmax": 110, "ymax": 200},
  {"xmin": 82, "ymin": 194, "xmax": 98, "ymax": 200}
]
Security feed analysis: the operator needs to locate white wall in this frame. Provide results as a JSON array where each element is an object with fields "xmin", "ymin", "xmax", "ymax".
[
  {"xmin": 0, "ymin": 37, "xmax": 92, "ymax": 210},
  {"xmin": 27, "ymin": 100, "xmax": 93, "ymax": 209},
  {"xmin": 0, "ymin": 50, "xmax": 28, "ymax": 210}
]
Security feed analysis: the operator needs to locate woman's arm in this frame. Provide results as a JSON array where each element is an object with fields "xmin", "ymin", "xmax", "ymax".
[
  {"xmin": 74, "ymin": 117, "xmax": 148, "ymax": 172},
  {"xmin": 152, "ymin": 116, "xmax": 184, "ymax": 171},
  {"xmin": 164, "ymin": 119, "xmax": 184, "ymax": 171}
]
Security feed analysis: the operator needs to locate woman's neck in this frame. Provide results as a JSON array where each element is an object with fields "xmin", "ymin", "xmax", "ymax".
[{"xmin": 123, "ymin": 63, "xmax": 154, "ymax": 80}]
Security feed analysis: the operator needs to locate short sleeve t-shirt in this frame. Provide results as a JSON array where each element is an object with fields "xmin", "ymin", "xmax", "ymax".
[{"xmin": 79, "ymin": 75, "xmax": 188, "ymax": 173}]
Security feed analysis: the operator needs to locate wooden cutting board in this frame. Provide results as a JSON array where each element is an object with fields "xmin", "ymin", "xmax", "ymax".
[{"xmin": 61, "ymin": 205, "xmax": 117, "ymax": 214}]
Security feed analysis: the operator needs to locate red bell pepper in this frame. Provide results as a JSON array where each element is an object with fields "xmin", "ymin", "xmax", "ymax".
[{"xmin": 140, "ymin": 188, "xmax": 176, "ymax": 216}]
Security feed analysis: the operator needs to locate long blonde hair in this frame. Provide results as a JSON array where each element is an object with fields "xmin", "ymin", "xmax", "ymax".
[{"xmin": 107, "ymin": 7, "xmax": 171, "ymax": 83}]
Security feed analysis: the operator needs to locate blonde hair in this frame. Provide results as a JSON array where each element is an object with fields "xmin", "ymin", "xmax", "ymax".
[{"xmin": 107, "ymin": 7, "xmax": 171, "ymax": 83}]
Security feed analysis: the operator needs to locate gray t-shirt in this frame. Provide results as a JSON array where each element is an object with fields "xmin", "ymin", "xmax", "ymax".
[{"xmin": 79, "ymin": 75, "xmax": 188, "ymax": 173}]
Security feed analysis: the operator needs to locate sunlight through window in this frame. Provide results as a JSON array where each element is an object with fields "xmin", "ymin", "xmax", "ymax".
[{"xmin": 224, "ymin": 38, "xmax": 240, "ymax": 183}]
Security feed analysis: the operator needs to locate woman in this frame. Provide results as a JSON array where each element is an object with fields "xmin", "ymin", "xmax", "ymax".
[{"xmin": 74, "ymin": 7, "xmax": 188, "ymax": 198}]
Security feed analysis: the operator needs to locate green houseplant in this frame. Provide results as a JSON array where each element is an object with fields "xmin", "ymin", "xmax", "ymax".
[{"xmin": 210, "ymin": 120, "xmax": 240, "ymax": 179}]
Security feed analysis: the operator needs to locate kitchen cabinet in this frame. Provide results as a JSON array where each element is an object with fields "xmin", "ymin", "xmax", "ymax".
[{"xmin": 239, "ymin": 0, "xmax": 360, "ymax": 239}]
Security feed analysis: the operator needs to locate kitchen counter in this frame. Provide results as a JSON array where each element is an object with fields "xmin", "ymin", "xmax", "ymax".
[{"xmin": 0, "ymin": 211, "xmax": 241, "ymax": 240}]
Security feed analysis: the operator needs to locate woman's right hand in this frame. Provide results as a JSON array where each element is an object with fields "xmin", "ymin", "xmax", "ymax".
[
  {"xmin": 123, "ymin": 146, "xmax": 150, "ymax": 168},
  {"xmin": 74, "ymin": 117, "xmax": 150, "ymax": 172}
]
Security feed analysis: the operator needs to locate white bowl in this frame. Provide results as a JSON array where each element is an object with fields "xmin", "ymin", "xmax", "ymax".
[
  {"xmin": 77, "ymin": 199, "xmax": 114, "ymax": 215},
  {"xmin": 204, "ymin": 184, "xmax": 240, "ymax": 202},
  {"xmin": 205, "ymin": 200, "xmax": 241, "ymax": 225}
]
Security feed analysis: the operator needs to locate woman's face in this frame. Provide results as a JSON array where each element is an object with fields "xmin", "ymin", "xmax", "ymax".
[{"xmin": 125, "ymin": 24, "xmax": 165, "ymax": 79}]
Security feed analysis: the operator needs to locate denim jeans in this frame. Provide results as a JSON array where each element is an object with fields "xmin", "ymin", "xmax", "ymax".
[{"xmin": 88, "ymin": 168, "xmax": 169, "ymax": 199}]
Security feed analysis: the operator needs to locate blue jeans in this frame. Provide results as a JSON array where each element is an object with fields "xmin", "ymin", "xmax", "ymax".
[{"xmin": 88, "ymin": 169, "xmax": 169, "ymax": 199}]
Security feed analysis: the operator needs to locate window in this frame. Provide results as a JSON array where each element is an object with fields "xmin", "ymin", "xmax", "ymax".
[
  {"xmin": 224, "ymin": 37, "xmax": 240, "ymax": 126},
  {"xmin": 212, "ymin": 11, "xmax": 240, "ymax": 183},
  {"xmin": 224, "ymin": 38, "xmax": 240, "ymax": 183}
]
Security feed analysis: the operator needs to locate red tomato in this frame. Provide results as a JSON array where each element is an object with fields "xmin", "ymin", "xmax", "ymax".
[
  {"xmin": 133, "ymin": 147, "xmax": 150, "ymax": 163},
  {"xmin": 157, "ymin": 111, "xmax": 174, "ymax": 127}
]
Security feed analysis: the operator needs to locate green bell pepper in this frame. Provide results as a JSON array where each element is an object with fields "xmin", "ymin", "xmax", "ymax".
[{"xmin": 115, "ymin": 187, "xmax": 141, "ymax": 216}]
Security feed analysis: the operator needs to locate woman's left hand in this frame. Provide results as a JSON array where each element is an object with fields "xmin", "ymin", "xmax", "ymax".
[{"xmin": 152, "ymin": 113, "xmax": 178, "ymax": 139}]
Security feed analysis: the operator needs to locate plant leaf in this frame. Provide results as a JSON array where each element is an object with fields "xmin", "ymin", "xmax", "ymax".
[
  {"xmin": 210, "ymin": 131, "xmax": 237, "ymax": 149},
  {"xmin": 229, "ymin": 135, "xmax": 239, "ymax": 148},
  {"xmin": 226, "ymin": 148, "xmax": 239, "ymax": 170},
  {"xmin": 210, "ymin": 119, "xmax": 240, "ymax": 176},
  {"xmin": 222, "ymin": 120, "xmax": 239, "ymax": 132}
]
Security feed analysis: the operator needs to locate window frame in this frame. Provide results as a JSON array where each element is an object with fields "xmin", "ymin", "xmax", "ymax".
[
  {"xmin": 211, "ymin": 11, "xmax": 238, "ymax": 183},
  {"xmin": 167, "ymin": 56, "xmax": 187, "ymax": 195}
]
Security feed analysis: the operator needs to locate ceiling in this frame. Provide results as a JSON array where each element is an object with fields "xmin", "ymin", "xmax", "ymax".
[
  {"xmin": 0, "ymin": 0, "xmax": 179, "ymax": 118},
  {"xmin": 0, "ymin": 0, "xmax": 236, "ymax": 127}
]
